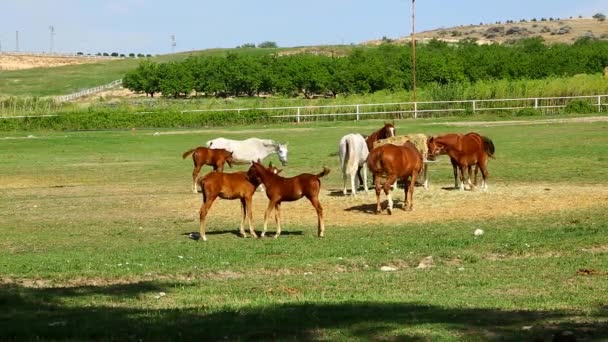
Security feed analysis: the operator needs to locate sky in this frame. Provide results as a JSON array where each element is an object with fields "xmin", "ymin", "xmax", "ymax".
[{"xmin": 0, "ymin": 0, "xmax": 606, "ymax": 55}]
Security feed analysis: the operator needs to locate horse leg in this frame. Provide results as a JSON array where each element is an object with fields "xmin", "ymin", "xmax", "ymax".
[
  {"xmin": 243, "ymin": 197, "xmax": 257, "ymax": 238},
  {"xmin": 262, "ymin": 201, "xmax": 275, "ymax": 238},
  {"xmin": 362, "ymin": 164, "xmax": 369, "ymax": 194},
  {"xmin": 467, "ymin": 165, "xmax": 475, "ymax": 190},
  {"xmin": 458, "ymin": 165, "xmax": 467, "ymax": 191},
  {"xmin": 405, "ymin": 172, "xmax": 418, "ymax": 211},
  {"xmin": 309, "ymin": 195, "xmax": 325, "ymax": 237},
  {"xmin": 192, "ymin": 165, "xmax": 203, "ymax": 193},
  {"xmin": 199, "ymin": 195, "xmax": 217, "ymax": 242},
  {"xmin": 422, "ymin": 163, "xmax": 429, "ymax": 189},
  {"xmin": 357, "ymin": 166, "xmax": 364, "ymax": 189},
  {"xmin": 374, "ymin": 173, "xmax": 383, "ymax": 214},
  {"xmin": 451, "ymin": 158, "xmax": 459, "ymax": 189},
  {"xmin": 479, "ymin": 159, "xmax": 490, "ymax": 192},
  {"xmin": 342, "ymin": 170, "xmax": 348, "ymax": 196},
  {"xmin": 274, "ymin": 203, "xmax": 282, "ymax": 239},
  {"xmin": 384, "ymin": 174, "xmax": 398, "ymax": 215},
  {"xmin": 238, "ymin": 198, "xmax": 247, "ymax": 238},
  {"xmin": 350, "ymin": 171, "xmax": 357, "ymax": 196}
]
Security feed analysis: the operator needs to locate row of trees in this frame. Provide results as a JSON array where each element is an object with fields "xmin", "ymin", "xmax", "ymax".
[{"xmin": 123, "ymin": 37, "xmax": 608, "ymax": 99}]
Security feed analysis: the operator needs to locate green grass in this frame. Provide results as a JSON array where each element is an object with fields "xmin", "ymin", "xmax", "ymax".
[{"xmin": 1, "ymin": 118, "xmax": 607, "ymax": 340}]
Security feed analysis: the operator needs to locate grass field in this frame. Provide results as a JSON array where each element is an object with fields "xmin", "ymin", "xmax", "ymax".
[{"xmin": 1, "ymin": 116, "xmax": 607, "ymax": 340}]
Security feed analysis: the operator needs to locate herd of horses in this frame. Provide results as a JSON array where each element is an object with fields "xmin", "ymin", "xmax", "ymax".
[{"xmin": 182, "ymin": 124, "xmax": 495, "ymax": 241}]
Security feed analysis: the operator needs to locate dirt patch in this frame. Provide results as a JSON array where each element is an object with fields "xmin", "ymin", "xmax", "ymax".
[{"xmin": 0, "ymin": 54, "xmax": 109, "ymax": 70}]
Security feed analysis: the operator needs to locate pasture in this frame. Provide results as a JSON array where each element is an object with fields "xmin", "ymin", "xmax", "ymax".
[{"xmin": 1, "ymin": 116, "xmax": 607, "ymax": 340}]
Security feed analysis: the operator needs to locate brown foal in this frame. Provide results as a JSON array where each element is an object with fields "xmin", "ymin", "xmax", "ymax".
[
  {"xmin": 247, "ymin": 160, "xmax": 329, "ymax": 239},
  {"xmin": 183, "ymin": 146, "xmax": 234, "ymax": 193}
]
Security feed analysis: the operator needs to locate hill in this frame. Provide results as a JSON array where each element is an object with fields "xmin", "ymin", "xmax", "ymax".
[{"xmin": 367, "ymin": 18, "xmax": 607, "ymax": 45}]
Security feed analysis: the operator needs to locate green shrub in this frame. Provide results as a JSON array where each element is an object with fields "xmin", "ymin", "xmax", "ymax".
[
  {"xmin": 564, "ymin": 99, "xmax": 596, "ymax": 114},
  {"xmin": 515, "ymin": 108, "xmax": 542, "ymax": 116}
]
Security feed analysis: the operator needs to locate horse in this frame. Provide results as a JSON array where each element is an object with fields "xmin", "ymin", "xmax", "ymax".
[
  {"xmin": 247, "ymin": 160, "xmax": 329, "ymax": 239},
  {"xmin": 182, "ymin": 147, "xmax": 234, "ymax": 193},
  {"xmin": 374, "ymin": 133, "xmax": 432, "ymax": 189},
  {"xmin": 427, "ymin": 132, "xmax": 495, "ymax": 191},
  {"xmin": 338, "ymin": 133, "xmax": 369, "ymax": 196},
  {"xmin": 207, "ymin": 137, "xmax": 288, "ymax": 166},
  {"xmin": 367, "ymin": 141, "xmax": 423, "ymax": 214},
  {"xmin": 365, "ymin": 122, "xmax": 396, "ymax": 152},
  {"xmin": 197, "ymin": 162, "xmax": 282, "ymax": 241}
]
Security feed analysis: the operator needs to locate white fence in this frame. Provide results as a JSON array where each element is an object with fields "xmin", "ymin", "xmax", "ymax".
[
  {"xmin": 55, "ymin": 79, "xmax": 123, "ymax": 102},
  {"xmin": 180, "ymin": 94, "xmax": 608, "ymax": 122}
]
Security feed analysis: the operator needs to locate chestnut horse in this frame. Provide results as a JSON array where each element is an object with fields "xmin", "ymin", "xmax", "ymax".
[
  {"xmin": 367, "ymin": 141, "xmax": 423, "ymax": 214},
  {"xmin": 427, "ymin": 132, "xmax": 495, "ymax": 191},
  {"xmin": 365, "ymin": 122, "xmax": 396, "ymax": 152},
  {"xmin": 247, "ymin": 160, "xmax": 329, "ymax": 239},
  {"xmin": 183, "ymin": 147, "xmax": 234, "ymax": 193},
  {"xmin": 197, "ymin": 162, "xmax": 281, "ymax": 241}
]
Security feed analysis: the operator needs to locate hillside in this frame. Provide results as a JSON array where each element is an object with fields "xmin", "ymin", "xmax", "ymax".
[{"xmin": 367, "ymin": 18, "xmax": 608, "ymax": 45}]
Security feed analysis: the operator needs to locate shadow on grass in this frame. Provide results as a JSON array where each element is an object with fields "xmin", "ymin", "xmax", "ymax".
[{"xmin": 1, "ymin": 282, "xmax": 606, "ymax": 341}]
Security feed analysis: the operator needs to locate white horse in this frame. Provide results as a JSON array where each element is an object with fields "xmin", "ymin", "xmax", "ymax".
[
  {"xmin": 338, "ymin": 133, "xmax": 369, "ymax": 196},
  {"xmin": 207, "ymin": 137, "xmax": 288, "ymax": 166}
]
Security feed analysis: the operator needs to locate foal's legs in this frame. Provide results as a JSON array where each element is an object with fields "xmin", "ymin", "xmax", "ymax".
[
  {"xmin": 362, "ymin": 164, "xmax": 369, "ymax": 194},
  {"xmin": 199, "ymin": 195, "xmax": 217, "ymax": 241},
  {"xmin": 274, "ymin": 203, "xmax": 282, "ymax": 239},
  {"xmin": 308, "ymin": 195, "xmax": 325, "ymax": 237},
  {"xmin": 238, "ymin": 198, "xmax": 257, "ymax": 238},
  {"xmin": 192, "ymin": 164, "xmax": 203, "ymax": 193},
  {"xmin": 451, "ymin": 158, "xmax": 460, "ymax": 189},
  {"xmin": 458, "ymin": 165, "xmax": 467, "ymax": 191},
  {"xmin": 262, "ymin": 201, "xmax": 276, "ymax": 237},
  {"xmin": 478, "ymin": 159, "xmax": 490, "ymax": 192}
]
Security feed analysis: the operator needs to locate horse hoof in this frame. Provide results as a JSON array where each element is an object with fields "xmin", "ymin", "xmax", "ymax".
[{"xmin": 387, "ymin": 208, "xmax": 392, "ymax": 215}]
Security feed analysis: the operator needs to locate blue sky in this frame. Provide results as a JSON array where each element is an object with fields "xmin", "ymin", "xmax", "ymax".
[{"xmin": 0, "ymin": 0, "xmax": 605, "ymax": 55}]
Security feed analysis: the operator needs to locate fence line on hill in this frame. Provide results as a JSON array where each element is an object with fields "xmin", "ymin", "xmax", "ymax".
[
  {"xmin": 54, "ymin": 79, "xmax": 123, "ymax": 102},
  {"xmin": 180, "ymin": 94, "xmax": 608, "ymax": 122}
]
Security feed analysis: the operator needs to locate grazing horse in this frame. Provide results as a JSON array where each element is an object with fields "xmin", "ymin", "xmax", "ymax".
[
  {"xmin": 207, "ymin": 137, "xmax": 289, "ymax": 166},
  {"xmin": 182, "ymin": 147, "xmax": 234, "ymax": 193},
  {"xmin": 367, "ymin": 141, "xmax": 423, "ymax": 214},
  {"xmin": 338, "ymin": 133, "xmax": 369, "ymax": 196},
  {"xmin": 197, "ymin": 162, "xmax": 281, "ymax": 241},
  {"xmin": 247, "ymin": 160, "xmax": 329, "ymax": 239},
  {"xmin": 374, "ymin": 133, "xmax": 432, "ymax": 189},
  {"xmin": 427, "ymin": 132, "xmax": 495, "ymax": 191}
]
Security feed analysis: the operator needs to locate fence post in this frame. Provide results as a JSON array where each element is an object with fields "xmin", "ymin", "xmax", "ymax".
[
  {"xmin": 472, "ymin": 100, "xmax": 476, "ymax": 114},
  {"xmin": 598, "ymin": 95, "xmax": 602, "ymax": 112},
  {"xmin": 534, "ymin": 98, "xmax": 538, "ymax": 109},
  {"xmin": 413, "ymin": 102, "xmax": 417, "ymax": 119},
  {"xmin": 356, "ymin": 105, "xmax": 360, "ymax": 121},
  {"xmin": 296, "ymin": 107, "xmax": 301, "ymax": 123}
]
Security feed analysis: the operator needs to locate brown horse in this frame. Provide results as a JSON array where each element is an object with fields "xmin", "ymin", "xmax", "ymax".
[
  {"xmin": 365, "ymin": 122, "xmax": 396, "ymax": 152},
  {"xmin": 247, "ymin": 160, "xmax": 329, "ymax": 239},
  {"xmin": 367, "ymin": 141, "xmax": 423, "ymax": 214},
  {"xmin": 183, "ymin": 146, "xmax": 234, "ymax": 193},
  {"xmin": 427, "ymin": 132, "xmax": 495, "ymax": 191},
  {"xmin": 197, "ymin": 162, "xmax": 281, "ymax": 241}
]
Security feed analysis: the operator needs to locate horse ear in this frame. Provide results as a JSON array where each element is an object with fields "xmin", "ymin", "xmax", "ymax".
[{"xmin": 268, "ymin": 161, "xmax": 273, "ymax": 168}]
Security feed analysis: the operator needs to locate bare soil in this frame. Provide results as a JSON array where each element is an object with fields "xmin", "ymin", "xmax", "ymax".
[{"xmin": 0, "ymin": 53, "xmax": 107, "ymax": 70}]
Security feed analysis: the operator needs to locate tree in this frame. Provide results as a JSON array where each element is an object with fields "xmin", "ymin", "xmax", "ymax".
[
  {"xmin": 593, "ymin": 13, "xmax": 606, "ymax": 21},
  {"xmin": 158, "ymin": 61, "xmax": 194, "ymax": 98},
  {"xmin": 122, "ymin": 60, "xmax": 161, "ymax": 97},
  {"xmin": 257, "ymin": 41, "xmax": 278, "ymax": 48}
]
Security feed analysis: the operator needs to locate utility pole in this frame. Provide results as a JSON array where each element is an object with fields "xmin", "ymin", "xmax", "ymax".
[
  {"xmin": 16, "ymin": 30, "xmax": 19, "ymax": 52},
  {"xmin": 411, "ymin": 0, "xmax": 417, "ymax": 104},
  {"xmin": 170, "ymin": 35, "xmax": 176, "ymax": 53},
  {"xmin": 49, "ymin": 25, "xmax": 55, "ymax": 53}
]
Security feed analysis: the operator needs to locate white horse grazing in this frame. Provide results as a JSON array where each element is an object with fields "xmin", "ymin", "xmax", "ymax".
[
  {"xmin": 339, "ymin": 133, "xmax": 369, "ymax": 196},
  {"xmin": 207, "ymin": 137, "xmax": 288, "ymax": 166}
]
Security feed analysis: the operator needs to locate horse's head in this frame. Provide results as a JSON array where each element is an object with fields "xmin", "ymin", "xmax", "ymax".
[
  {"xmin": 381, "ymin": 123, "xmax": 396, "ymax": 139},
  {"xmin": 427, "ymin": 136, "xmax": 445, "ymax": 157},
  {"xmin": 225, "ymin": 151, "xmax": 234, "ymax": 168},
  {"xmin": 276, "ymin": 142, "xmax": 288, "ymax": 166}
]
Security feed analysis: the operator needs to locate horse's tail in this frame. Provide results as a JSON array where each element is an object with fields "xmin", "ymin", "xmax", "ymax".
[
  {"xmin": 182, "ymin": 148, "xmax": 196, "ymax": 159},
  {"xmin": 317, "ymin": 167, "xmax": 331, "ymax": 178},
  {"xmin": 482, "ymin": 136, "xmax": 495, "ymax": 158},
  {"xmin": 345, "ymin": 139, "xmax": 357, "ymax": 174}
]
